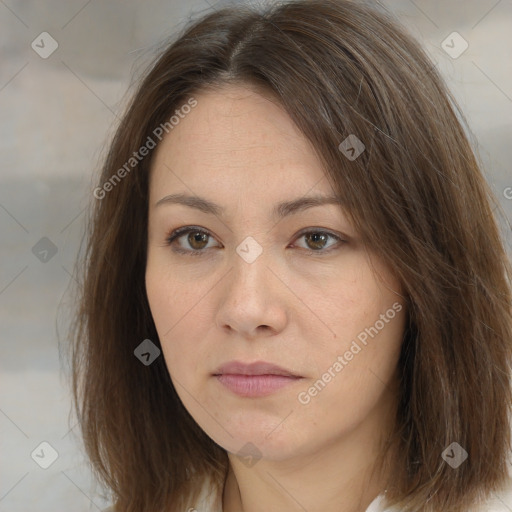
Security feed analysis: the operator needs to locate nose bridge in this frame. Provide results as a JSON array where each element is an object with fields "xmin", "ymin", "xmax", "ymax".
[
  {"xmin": 215, "ymin": 234, "xmax": 287, "ymax": 336},
  {"xmin": 230, "ymin": 234, "xmax": 270, "ymax": 295}
]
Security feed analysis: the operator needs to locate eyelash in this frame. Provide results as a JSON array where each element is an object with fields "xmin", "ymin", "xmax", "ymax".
[{"xmin": 164, "ymin": 226, "xmax": 347, "ymax": 257}]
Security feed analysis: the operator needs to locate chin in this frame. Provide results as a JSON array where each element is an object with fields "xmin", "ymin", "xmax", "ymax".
[{"xmin": 205, "ymin": 416, "xmax": 309, "ymax": 463}]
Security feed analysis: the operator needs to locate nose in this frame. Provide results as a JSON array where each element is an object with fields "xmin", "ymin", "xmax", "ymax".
[{"xmin": 215, "ymin": 244, "xmax": 288, "ymax": 339}]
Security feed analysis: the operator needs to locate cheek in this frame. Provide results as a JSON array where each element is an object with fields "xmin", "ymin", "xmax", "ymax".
[
  {"xmin": 145, "ymin": 263, "xmax": 214, "ymax": 377},
  {"xmin": 307, "ymin": 264, "xmax": 398, "ymax": 348},
  {"xmin": 295, "ymin": 305, "xmax": 405, "ymax": 439},
  {"xmin": 302, "ymin": 263, "xmax": 405, "ymax": 403},
  {"xmin": 145, "ymin": 248, "xmax": 203, "ymax": 329}
]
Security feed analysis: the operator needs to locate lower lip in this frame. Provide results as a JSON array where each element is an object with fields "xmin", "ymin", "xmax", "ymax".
[{"xmin": 215, "ymin": 374, "xmax": 302, "ymax": 397}]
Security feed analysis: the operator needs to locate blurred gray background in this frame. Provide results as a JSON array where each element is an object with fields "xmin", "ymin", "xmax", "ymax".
[{"xmin": 1, "ymin": 0, "xmax": 511, "ymax": 510}]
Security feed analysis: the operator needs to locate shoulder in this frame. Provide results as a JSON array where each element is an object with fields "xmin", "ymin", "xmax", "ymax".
[
  {"xmin": 473, "ymin": 475, "xmax": 512, "ymax": 511},
  {"xmin": 371, "ymin": 476, "xmax": 512, "ymax": 511},
  {"xmin": 476, "ymin": 487, "xmax": 512, "ymax": 511},
  {"xmin": 194, "ymin": 477, "xmax": 222, "ymax": 512},
  {"xmin": 101, "ymin": 478, "xmax": 221, "ymax": 512},
  {"xmin": 101, "ymin": 477, "xmax": 512, "ymax": 512}
]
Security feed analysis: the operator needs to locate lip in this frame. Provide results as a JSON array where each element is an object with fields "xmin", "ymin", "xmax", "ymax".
[
  {"xmin": 213, "ymin": 361, "xmax": 303, "ymax": 398},
  {"xmin": 214, "ymin": 360, "xmax": 301, "ymax": 377}
]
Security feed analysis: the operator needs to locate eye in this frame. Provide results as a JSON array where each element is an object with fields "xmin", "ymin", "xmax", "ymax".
[
  {"xmin": 292, "ymin": 229, "xmax": 346, "ymax": 254},
  {"xmin": 165, "ymin": 226, "xmax": 219, "ymax": 256},
  {"xmin": 165, "ymin": 226, "xmax": 346, "ymax": 256}
]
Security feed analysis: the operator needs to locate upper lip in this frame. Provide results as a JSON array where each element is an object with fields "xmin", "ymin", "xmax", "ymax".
[{"xmin": 213, "ymin": 360, "xmax": 301, "ymax": 378}]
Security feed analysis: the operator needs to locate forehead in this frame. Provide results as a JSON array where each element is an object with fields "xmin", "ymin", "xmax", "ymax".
[{"xmin": 149, "ymin": 83, "xmax": 331, "ymax": 199}]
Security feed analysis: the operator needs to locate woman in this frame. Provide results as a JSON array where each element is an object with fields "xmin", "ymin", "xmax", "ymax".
[{"xmin": 69, "ymin": 0, "xmax": 512, "ymax": 510}]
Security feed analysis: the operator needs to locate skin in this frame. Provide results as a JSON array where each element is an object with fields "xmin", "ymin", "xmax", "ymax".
[{"xmin": 145, "ymin": 83, "xmax": 407, "ymax": 512}]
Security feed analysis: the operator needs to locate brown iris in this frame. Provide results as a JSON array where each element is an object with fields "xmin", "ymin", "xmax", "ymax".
[
  {"xmin": 304, "ymin": 232, "xmax": 329, "ymax": 250},
  {"xmin": 187, "ymin": 231, "xmax": 209, "ymax": 250}
]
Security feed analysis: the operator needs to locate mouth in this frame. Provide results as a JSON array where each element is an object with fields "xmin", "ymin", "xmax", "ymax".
[{"xmin": 213, "ymin": 360, "xmax": 303, "ymax": 398}]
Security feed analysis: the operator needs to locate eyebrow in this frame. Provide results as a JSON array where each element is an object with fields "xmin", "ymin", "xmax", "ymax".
[{"xmin": 154, "ymin": 192, "xmax": 343, "ymax": 219}]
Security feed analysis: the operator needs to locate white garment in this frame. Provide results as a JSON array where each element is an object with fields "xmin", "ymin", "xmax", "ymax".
[
  {"xmin": 102, "ymin": 476, "xmax": 512, "ymax": 511},
  {"xmin": 194, "ymin": 483, "xmax": 397, "ymax": 511},
  {"xmin": 97, "ymin": 487, "xmax": 396, "ymax": 511},
  {"xmin": 193, "ymin": 478, "xmax": 512, "ymax": 512}
]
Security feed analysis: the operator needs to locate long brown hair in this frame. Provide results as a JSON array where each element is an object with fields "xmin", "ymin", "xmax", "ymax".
[{"xmin": 67, "ymin": 0, "xmax": 512, "ymax": 510}]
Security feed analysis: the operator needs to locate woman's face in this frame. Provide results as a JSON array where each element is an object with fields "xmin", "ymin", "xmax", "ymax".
[{"xmin": 145, "ymin": 83, "xmax": 406, "ymax": 462}]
